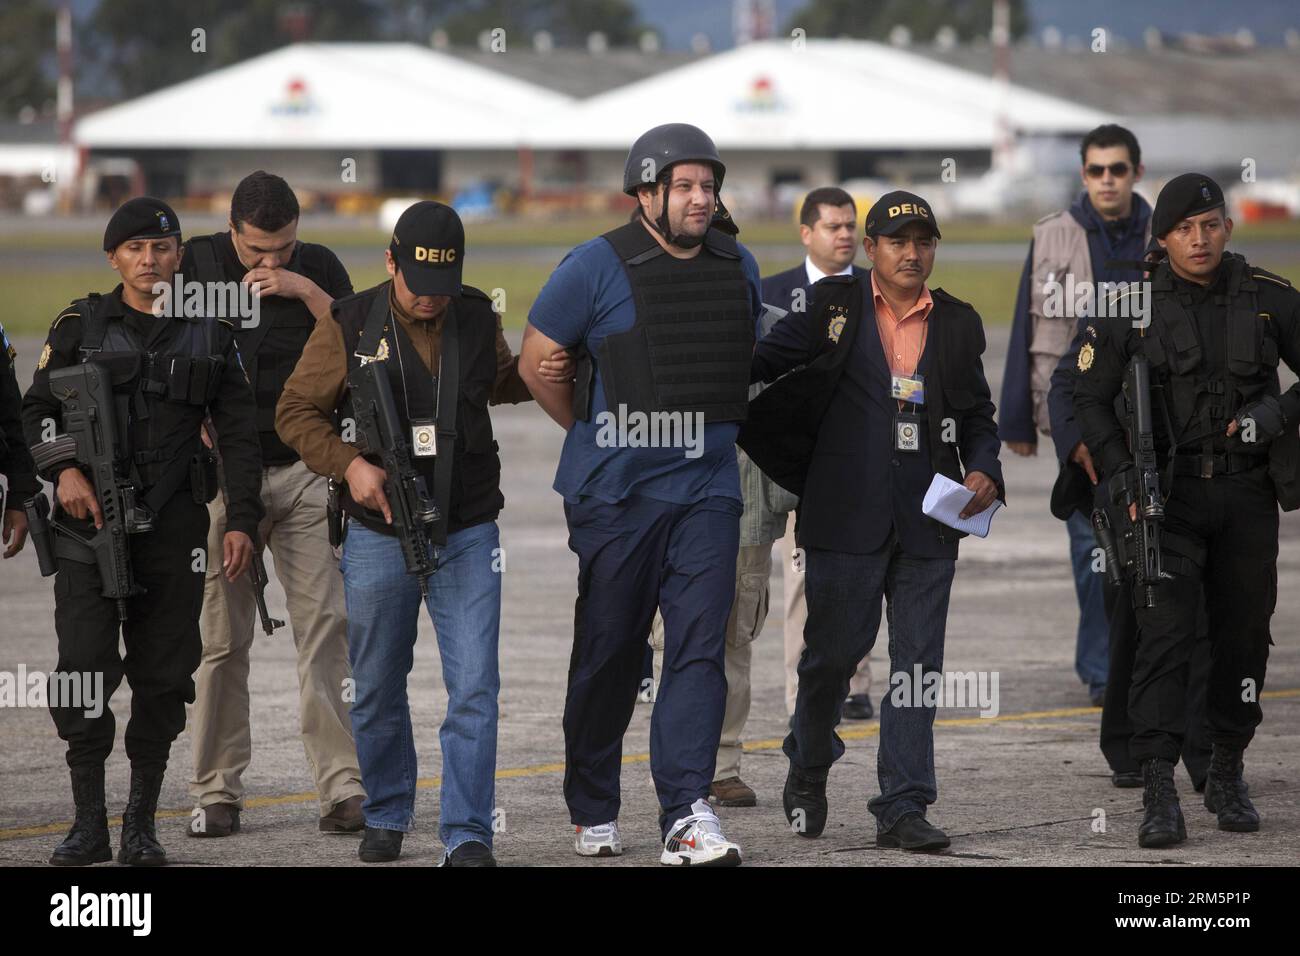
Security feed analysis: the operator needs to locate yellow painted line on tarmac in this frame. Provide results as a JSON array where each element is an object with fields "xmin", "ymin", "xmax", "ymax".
[{"xmin": 3, "ymin": 688, "xmax": 1297, "ymax": 843}]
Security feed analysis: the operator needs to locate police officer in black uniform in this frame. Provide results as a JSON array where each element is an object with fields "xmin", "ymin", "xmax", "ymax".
[
  {"xmin": 1074, "ymin": 173, "xmax": 1300, "ymax": 848},
  {"xmin": 1, "ymin": 321, "xmax": 35, "ymax": 559},
  {"xmin": 22, "ymin": 198, "xmax": 264, "ymax": 866}
]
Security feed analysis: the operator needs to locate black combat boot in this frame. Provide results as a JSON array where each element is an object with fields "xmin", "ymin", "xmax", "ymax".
[
  {"xmin": 118, "ymin": 768, "xmax": 167, "ymax": 866},
  {"xmin": 49, "ymin": 765, "xmax": 112, "ymax": 866},
  {"xmin": 1138, "ymin": 757, "xmax": 1186, "ymax": 848},
  {"xmin": 1203, "ymin": 745, "xmax": 1260, "ymax": 832}
]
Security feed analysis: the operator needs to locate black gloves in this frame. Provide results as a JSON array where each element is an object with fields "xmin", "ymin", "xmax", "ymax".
[{"xmin": 1234, "ymin": 395, "xmax": 1287, "ymax": 443}]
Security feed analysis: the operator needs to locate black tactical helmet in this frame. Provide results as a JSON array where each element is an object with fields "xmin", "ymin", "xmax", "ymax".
[{"xmin": 622, "ymin": 123, "xmax": 726, "ymax": 196}]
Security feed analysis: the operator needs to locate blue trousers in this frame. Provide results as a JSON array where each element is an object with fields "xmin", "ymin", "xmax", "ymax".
[
  {"xmin": 786, "ymin": 535, "xmax": 956, "ymax": 831},
  {"xmin": 563, "ymin": 494, "xmax": 740, "ymax": 838},
  {"xmin": 1067, "ymin": 510, "xmax": 1109, "ymax": 695}
]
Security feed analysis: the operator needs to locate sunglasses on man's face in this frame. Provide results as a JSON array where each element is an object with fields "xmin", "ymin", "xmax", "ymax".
[{"xmin": 1085, "ymin": 162, "xmax": 1132, "ymax": 179}]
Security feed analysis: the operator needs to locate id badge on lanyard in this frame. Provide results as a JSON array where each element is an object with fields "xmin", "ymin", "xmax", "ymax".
[
  {"xmin": 894, "ymin": 412, "xmax": 922, "ymax": 452},
  {"xmin": 891, "ymin": 372, "xmax": 924, "ymax": 453},
  {"xmin": 411, "ymin": 419, "xmax": 437, "ymax": 457}
]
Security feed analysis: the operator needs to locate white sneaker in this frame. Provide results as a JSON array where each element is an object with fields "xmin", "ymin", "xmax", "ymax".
[
  {"xmin": 574, "ymin": 821, "xmax": 623, "ymax": 857},
  {"xmin": 660, "ymin": 799, "xmax": 742, "ymax": 866}
]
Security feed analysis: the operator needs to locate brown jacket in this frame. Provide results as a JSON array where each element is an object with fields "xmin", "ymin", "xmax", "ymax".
[{"xmin": 276, "ymin": 288, "xmax": 532, "ymax": 482}]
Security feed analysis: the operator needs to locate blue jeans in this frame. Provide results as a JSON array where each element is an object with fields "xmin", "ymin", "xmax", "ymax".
[
  {"xmin": 785, "ymin": 535, "xmax": 955, "ymax": 831},
  {"xmin": 1067, "ymin": 510, "xmax": 1109, "ymax": 695},
  {"xmin": 339, "ymin": 520, "xmax": 501, "ymax": 852}
]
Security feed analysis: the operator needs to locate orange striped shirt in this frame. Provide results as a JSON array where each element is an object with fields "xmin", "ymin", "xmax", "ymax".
[{"xmin": 871, "ymin": 270, "xmax": 933, "ymax": 378}]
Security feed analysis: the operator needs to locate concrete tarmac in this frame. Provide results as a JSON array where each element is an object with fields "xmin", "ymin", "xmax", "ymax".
[{"xmin": 1, "ymin": 326, "xmax": 1297, "ymax": 867}]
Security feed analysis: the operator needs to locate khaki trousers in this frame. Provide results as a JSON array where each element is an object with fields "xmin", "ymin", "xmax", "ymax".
[
  {"xmin": 781, "ymin": 511, "xmax": 871, "ymax": 716},
  {"xmin": 650, "ymin": 542, "xmax": 773, "ymax": 780},
  {"xmin": 189, "ymin": 459, "xmax": 363, "ymax": 813}
]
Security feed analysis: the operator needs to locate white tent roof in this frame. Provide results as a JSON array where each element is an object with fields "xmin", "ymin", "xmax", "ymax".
[
  {"xmin": 525, "ymin": 39, "xmax": 1113, "ymax": 149},
  {"xmin": 76, "ymin": 39, "xmax": 1112, "ymax": 153},
  {"xmin": 76, "ymin": 43, "xmax": 572, "ymax": 149}
]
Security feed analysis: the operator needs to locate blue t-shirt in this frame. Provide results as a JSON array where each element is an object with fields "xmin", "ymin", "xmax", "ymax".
[{"xmin": 528, "ymin": 233, "xmax": 764, "ymax": 506}]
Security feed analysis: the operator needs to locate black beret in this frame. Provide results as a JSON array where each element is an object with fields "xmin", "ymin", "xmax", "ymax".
[
  {"xmin": 102, "ymin": 197, "xmax": 182, "ymax": 251},
  {"xmin": 1152, "ymin": 173, "xmax": 1225, "ymax": 238}
]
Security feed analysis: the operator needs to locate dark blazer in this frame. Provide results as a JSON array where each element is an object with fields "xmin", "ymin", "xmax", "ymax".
[{"xmin": 741, "ymin": 272, "xmax": 1003, "ymax": 559}]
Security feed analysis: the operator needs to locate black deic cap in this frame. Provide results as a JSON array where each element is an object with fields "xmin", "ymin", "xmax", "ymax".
[
  {"xmin": 389, "ymin": 201, "xmax": 464, "ymax": 297},
  {"xmin": 865, "ymin": 191, "xmax": 941, "ymax": 239}
]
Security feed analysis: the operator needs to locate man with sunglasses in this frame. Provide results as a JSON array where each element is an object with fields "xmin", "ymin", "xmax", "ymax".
[{"xmin": 999, "ymin": 124, "xmax": 1151, "ymax": 709}]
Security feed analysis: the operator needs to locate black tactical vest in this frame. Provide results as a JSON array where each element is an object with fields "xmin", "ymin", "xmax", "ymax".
[
  {"xmin": 1141, "ymin": 255, "xmax": 1281, "ymax": 454},
  {"xmin": 334, "ymin": 282, "xmax": 503, "ymax": 541},
  {"xmin": 594, "ymin": 220, "xmax": 754, "ymax": 424},
  {"xmin": 74, "ymin": 291, "xmax": 225, "ymax": 501},
  {"xmin": 188, "ymin": 235, "xmax": 314, "ymax": 462}
]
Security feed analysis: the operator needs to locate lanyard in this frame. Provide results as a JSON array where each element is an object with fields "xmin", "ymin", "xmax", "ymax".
[
  {"xmin": 892, "ymin": 310, "xmax": 928, "ymax": 412},
  {"xmin": 389, "ymin": 307, "xmax": 439, "ymax": 422}
]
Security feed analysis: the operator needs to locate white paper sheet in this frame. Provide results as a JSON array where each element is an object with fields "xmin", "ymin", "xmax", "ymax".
[{"xmin": 921, "ymin": 473, "xmax": 1002, "ymax": 538}]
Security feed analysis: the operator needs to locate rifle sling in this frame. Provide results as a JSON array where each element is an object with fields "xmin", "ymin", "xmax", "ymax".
[{"xmin": 432, "ymin": 300, "xmax": 458, "ymax": 545}]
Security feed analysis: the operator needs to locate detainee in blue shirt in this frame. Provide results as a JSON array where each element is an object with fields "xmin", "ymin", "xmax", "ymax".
[{"xmin": 520, "ymin": 124, "xmax": 760, "ymax": 867}]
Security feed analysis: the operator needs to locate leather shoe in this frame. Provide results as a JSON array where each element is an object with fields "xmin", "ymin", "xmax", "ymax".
[
  {"xmin": 842, "ymin": 694, "xmax": 874, "ymax": 720},
  {"xmin": 876, "ymin": 812, "xmax": 950, "ymax": 852},
  {"xmin": 444, "ymin": 841, "xmax": 497, "ymax": 867},
  {"xmin": 187, "ymin": 803, "xmax": 240, "ymax": 838},
  {"xmin": 782, "ymin": 765, "xmax": 827, "ymax": 838},
  {"xmin": 320, "ymin": 795, "xmax": 365, "ymax": 833},
  {"xmin": 1111, "ymin": 770, "xmax": 1143, "ymax": 788},
  {"xmin": 358, "ymin": 826, "xmax": 403, "ymax": 862},
  {"xmin": 709, "ymin": 776, "xmax": 757, "ymax": 807}
]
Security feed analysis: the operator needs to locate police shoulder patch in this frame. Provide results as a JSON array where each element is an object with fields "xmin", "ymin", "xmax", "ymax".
[{"xmin": 36, "ymin": 342, "xmax": 53, "ymax": 371}]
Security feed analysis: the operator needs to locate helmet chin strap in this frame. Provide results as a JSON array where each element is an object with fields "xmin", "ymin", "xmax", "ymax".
[{"xmin": 641, "ymin": 178, "xmax": 707, "ymax": 249}]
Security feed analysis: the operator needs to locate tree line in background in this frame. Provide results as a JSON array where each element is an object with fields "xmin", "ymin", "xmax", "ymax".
[{"xmin": 1, "ymin": 0, "xmax": 1025, "ymax": 116}]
